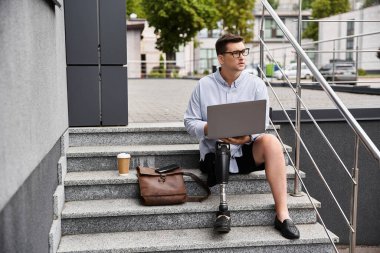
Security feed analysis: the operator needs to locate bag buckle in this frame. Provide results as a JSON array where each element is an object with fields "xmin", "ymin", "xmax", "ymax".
[{"xmin": 158, "ymin": 174, "xmax": 166, "ymax": 183}]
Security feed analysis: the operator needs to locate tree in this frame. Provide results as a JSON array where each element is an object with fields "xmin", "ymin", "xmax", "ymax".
[
  {"xmin": 126, "ymin": 0, "xmax": 145, "ymax": 19},
  {"xmin": 303, "ymin": 0, "xmax": 350, "ymax": 40},
  {"xmin": 268, "ymin": 0, "xmax": 279, "ymax": 9},
  {"xmin": 215, "ymin": 0, "xmax": 256, "ymax": 42},
  {"xmin": 141, "ymin": 0, "xmax": 218, "ymax": 63},
  {"xmin": 302, "ymin": 0, "xmax": 314, "ymax": 10}
]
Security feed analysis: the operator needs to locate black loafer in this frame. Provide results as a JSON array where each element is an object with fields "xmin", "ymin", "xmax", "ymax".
[
  {"xmin": 214, "ymin": 211, "xmax": 231, "ymax": 233},
  {"xmin": 274, "ymin": 216, "xmax": 300, "ymax": 239}
]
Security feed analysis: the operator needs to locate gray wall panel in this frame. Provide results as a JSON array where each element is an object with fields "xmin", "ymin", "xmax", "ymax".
[
  {"xmin": 67, "ymin": 66, "xmax": 100, "ymax": 126},
  {"xmin": 101, "ymin": 66, "xmax": 128, "ymax": 125},
  {"xmin": 64, "ymin": 0, "xmax": 98, "ymax": 65},
  {"xmin": 99, "ymin": 0, "xmax": 127, "ymax": 65}
]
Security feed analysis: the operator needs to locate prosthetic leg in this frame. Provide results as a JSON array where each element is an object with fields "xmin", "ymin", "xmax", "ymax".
[{"xmin": 213, "ymin": 141, "xmax": 231, "ymax": 232}]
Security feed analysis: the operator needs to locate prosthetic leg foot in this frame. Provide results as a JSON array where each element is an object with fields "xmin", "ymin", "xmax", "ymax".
[
  {"xmin": 213, "ymin": 142, "xmax": 231, "ymax": 233},
  {"xmin": 214, "ymin": 210, "xmax": 231, "ymax": 232}
]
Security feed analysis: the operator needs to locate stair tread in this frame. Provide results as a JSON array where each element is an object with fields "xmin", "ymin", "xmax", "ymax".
[
  {"xmin": 64, "ymin": 166, "xmax": 305, "ymax": 186},
  {"xmin": 69, "ymin": 122, "xmax": 279, "ymax": 134},
  {"xmin": 67, "ymin": 143, "xmax": 292, "ymax": 157},
  {"xmin": 69, "ymin": 122, "xmax": 187, "ymax": 133},
  {"xmin": 57, "ymin": 223, "xmax": 338, "ymax": 252},
  {"xmin": 61, "ymin": 193, "xmax": 319, "ymax": 219}
]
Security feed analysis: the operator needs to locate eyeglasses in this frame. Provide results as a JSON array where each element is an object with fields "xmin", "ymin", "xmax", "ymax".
[{"xmin": 222, "ymin": 48, "xmax": 250, "ymax": 58}]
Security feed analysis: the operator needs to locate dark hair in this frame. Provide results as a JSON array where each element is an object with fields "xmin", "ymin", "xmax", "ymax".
[{"xmin": 215, "ymin": 34, "xmax": 244, "ymax": 55}]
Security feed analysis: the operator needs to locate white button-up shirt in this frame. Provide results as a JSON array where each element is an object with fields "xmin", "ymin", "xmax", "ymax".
[{"xmin": 184, "ymin": 68, "xmax": 269, "ymax": 173}]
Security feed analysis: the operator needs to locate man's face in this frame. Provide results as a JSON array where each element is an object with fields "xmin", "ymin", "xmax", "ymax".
[{"xmin": 218, "ymin": 42, "xmax": 246, "ymax": 72}]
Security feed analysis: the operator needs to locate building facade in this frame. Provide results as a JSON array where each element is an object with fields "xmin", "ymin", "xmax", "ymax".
[{"xmin": 318, "ymin": 5, "xmax": 380, "ymax": 73}]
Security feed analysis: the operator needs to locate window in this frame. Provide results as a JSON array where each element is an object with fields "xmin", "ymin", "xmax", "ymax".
[
  {"xmin": 346, "ymin": 20, "xmax": 354, "ymax": 61},
  {"xmin": 264, "ymin": 18, "xmax": 284, "ymax": 39},
  {"xmin": 199, "ymin": 49, "xmax": 218, "ymax": 72}
]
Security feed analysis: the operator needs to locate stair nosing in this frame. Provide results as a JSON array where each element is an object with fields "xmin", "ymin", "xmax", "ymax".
[
  {"xmin": 69, "ymin": 123, "xmax": 280, "ymax": 134},
  {"xmin": 67, "ymin": 144, "xmax": 200, "ymax": 157},
  {"xmin": 67, "ymin": 143, "xmax": 292, "ymax": 157},
  {"xmin": 61, "ymin": 193, "xmax": 320, "ymax": 219},
  {"xmin": 64, "ymin": 166, "xmax": 305, "ymax": 186},
  {"xmin": 57, "ymin": 224, "xmax": 338, "ymax": 253}
]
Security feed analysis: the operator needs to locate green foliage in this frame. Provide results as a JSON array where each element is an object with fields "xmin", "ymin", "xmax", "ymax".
[
  {"xmin": 358, "ymin": 68, "xmax": 367, "ymax": 76},
  {"xmin": 141, "ymin": 0, "xmax": 218, "ymax": 59},
  {"xmin": 215, "ymin": 0, "xmax": 256, "ymax": 42},
  {"xmin": 159, "ymin": 54, "xmax": 165, "ymax": 72},
  {"xmin": 302, "ymin": 0, "xmax": 314, "ymax": 9},
  {"xmin": 203, "ymin": 69, "xmax": 210, "ymax": 75},
  {"xmin": 148, "ymin": 70, "xmax": 166, "ymax": 78},
  {"xmin": 303, "ymin": 0, "xmax": 350, "ymax": 40},
  {"xmin": 268, "ymin": 0, "xmax": 279, "ymax": 9},
  {"xmin": 362, "ymin": 0, "xmax": 380, "ymax": 8},
  {"xmin": 126, "ymin": 0, "xmax": 145, "ymax": 19}
]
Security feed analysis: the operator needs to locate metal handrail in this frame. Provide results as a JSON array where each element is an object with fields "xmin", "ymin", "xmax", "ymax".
[
  {"xmin": 259, "ymin": 64, "xmax": 355, "ymax": 233},
  {"xmin": 261, "ymin": 0, "xmax": 380, "ymax": 163},
  {"xmin": 268, "ymin": 116, "xmax": 340, "ymax": 252},
  {"xmin": 251, "ymin": 31, "xmax": 380, "ymax": 53},
  {"xmin": 301, "ymin": 19, "xmax": 380, "ymax": 22},
  {"xmin": 259, "ymin": 1, "xmax": 380, "ymax": 252},
  {"xmin": 258, "ymin": 36, "xmax": 356, "ymax": 183}
]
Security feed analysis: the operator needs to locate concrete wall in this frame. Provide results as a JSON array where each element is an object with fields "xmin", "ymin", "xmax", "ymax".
[
  {"xmin": 0, "ymin": 0, "xmax": 68, "ymax": 211},
  {"xmin": 277, "ymin": 119, "xmax": 380, "ymax": 245},
  {"xmin": 0, "ymin": 0, "xmax": 68, "ymax": 251},
  {"xmin": 0, "ymin": 139, "xmax": 60, "ymax": 252},
  {"xmin": 127, "ymin": 28, "xmax": 143, "ymax": 78}
]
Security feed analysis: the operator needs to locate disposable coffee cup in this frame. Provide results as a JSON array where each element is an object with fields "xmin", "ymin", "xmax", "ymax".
[{"xmin": 117, "ymin": 153, "xmax": 131, "ymax": 176}]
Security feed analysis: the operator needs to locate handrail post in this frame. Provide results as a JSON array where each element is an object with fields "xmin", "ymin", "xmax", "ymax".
[
  {"xmin": 332, "ymin": 40, "xmax": 336, "ymax": 84},
  {"xmin": 355, "ymin": 36, "xmax": 359, "ymax": 83},
  {"xmin": 292, "ymin": 0, "xmax": 303, "ymax": 197},
  {"xmin": 260, "ymin": 7, "xmax": 265, "ymax": 79},
  {"xmin": 350, "ymin": 135, "xmax": 360, "ymax": 253}
]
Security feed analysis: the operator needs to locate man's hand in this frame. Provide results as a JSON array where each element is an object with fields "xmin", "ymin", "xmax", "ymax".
[{"xmin": 220, "ymin": 135, "xmax": 251, "ymax": 145}]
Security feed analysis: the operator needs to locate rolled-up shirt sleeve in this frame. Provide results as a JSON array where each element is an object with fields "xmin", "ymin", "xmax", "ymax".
[{"xmin": 184, "ymin": 83, "xmax": 207, "ymax": 139}]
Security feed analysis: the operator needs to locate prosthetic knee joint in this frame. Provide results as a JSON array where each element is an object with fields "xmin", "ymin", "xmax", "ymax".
[{"xmin": 215, "ymin": 141, "xmax": 230, "ymax": 212}]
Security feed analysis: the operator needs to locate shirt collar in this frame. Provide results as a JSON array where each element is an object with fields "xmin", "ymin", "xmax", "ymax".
[{"xmin": 214, "ymin": 67, "xmax": 246, "ymax": 88}]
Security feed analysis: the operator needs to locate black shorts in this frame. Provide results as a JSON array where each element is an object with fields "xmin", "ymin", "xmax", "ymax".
[{"xmin": 199, "ymin": 143, "xmax": 265, "ymax": 187}]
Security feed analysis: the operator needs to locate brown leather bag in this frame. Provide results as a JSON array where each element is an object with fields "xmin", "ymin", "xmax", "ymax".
[{"xmin": 136, "ymin": 166, "xmax": 211, "ymax": 206}]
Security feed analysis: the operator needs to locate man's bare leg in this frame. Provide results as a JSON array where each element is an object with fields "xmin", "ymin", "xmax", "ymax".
[
  {"xmin": 252, "ymin": 134, "xmax": 289, "ymax": 222},
  {"xmin": 252, "ymin": 134, "xmax": 300, "ymax": 239}
]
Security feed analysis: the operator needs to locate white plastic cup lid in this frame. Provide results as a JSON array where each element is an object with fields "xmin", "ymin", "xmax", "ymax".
[{"xmin": 117, "ymin": 153, "xmax": 131, "ymax": 158}]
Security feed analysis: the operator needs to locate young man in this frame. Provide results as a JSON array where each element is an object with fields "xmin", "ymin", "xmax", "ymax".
[{"xmin": 184, "ymin": 34, "xmax": 300, "ymax": 239}]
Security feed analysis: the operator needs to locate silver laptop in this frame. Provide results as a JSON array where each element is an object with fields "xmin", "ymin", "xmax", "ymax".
[{"xmin": 207, "ymin": 100, "xmax": 267, "ymax": 139}]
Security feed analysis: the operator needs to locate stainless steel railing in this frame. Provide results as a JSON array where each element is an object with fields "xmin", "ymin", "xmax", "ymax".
[{"xmin": 259, "ymin": 0, "xmax": 380, "ymax": 252}]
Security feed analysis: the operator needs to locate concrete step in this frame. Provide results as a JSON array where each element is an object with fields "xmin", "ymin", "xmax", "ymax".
[
  {"xmin": 58, "ymin": 223, "xmax": 339, "ymax": 253},
  {"xmin": 69, "ymin": 122, "xmax": 280, "ymax": 147},
  {"xmin": 61, "ymin": 193, "xmax": 318, "ymax": 235},
  {"xmin": 66, "ymin": 144, "xmax": 292, "ymax": 172},
  {"xmin": 64, "ymin": 166, "xmax": 304, "ymax": 201}
]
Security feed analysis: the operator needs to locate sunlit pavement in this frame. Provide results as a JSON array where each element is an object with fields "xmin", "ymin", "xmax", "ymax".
[{"xmin": 128, "ymin": 78, "xmax": 380, "ymax": 123}]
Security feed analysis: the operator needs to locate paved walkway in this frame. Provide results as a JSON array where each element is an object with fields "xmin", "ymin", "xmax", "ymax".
[{"xmin": 128, "ymin": 78, "xmax": 380, "ymax": 123}]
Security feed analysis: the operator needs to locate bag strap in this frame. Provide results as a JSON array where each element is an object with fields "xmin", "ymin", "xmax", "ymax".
[{"xmin": 182, "ymin": 171, "xmax": 211, "ymax": 202}]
